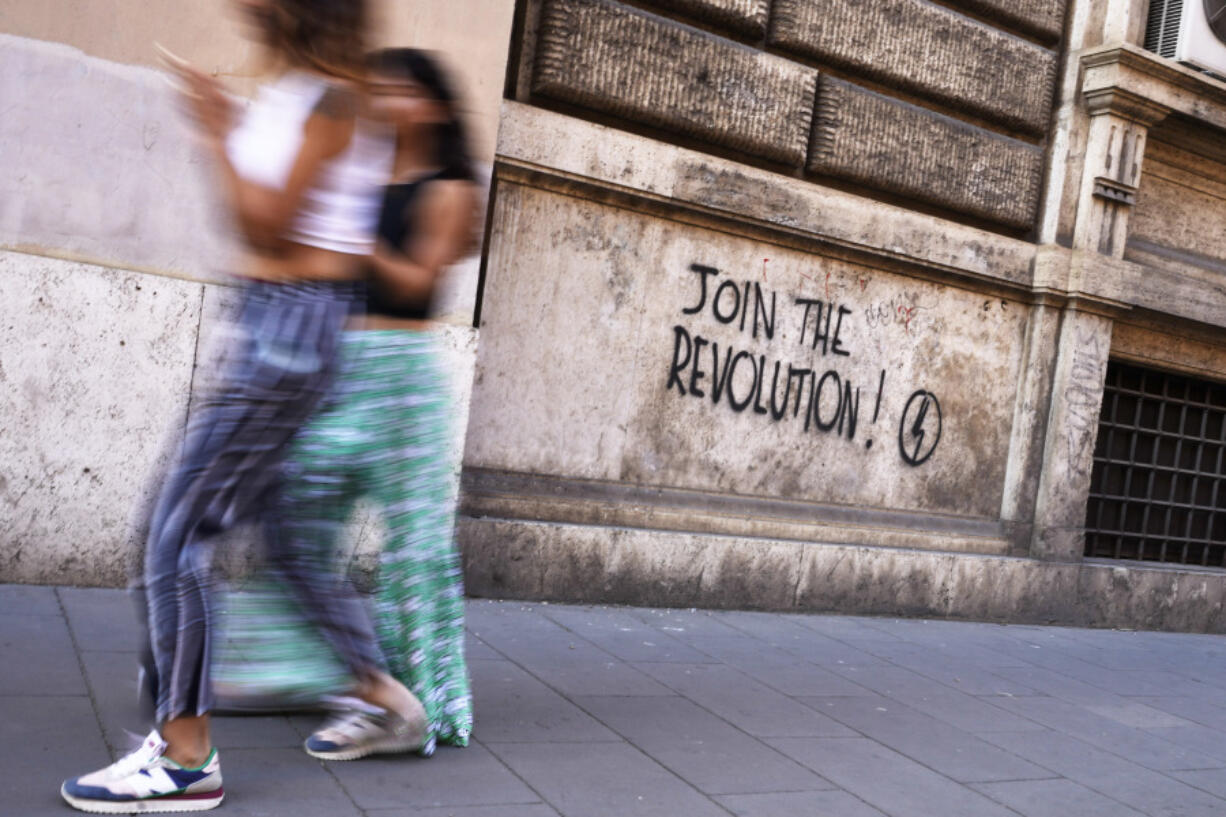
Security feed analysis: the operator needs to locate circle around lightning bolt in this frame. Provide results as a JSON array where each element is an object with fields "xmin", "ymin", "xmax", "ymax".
[{"xmin": 898, "ymin": 390, "xmax": 942, "ymax": 466}]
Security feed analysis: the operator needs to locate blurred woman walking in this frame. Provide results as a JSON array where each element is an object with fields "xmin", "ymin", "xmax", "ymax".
[
  {"xmin": 281, "ymin": 47, "xmax": 480, "ymax": 760},
  {"xmin": 61, "ymin": 2, "xmax": 427, "ymax": 812}
]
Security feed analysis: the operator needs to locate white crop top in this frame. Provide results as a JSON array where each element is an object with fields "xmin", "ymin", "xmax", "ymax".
[{"xmin": 226, "ymin": 71, "xmax": 392, "ymax": 255}]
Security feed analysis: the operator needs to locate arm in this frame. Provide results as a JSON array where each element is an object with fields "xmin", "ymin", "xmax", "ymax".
[
  {"xmin": 371, "ymin": 180, "xmax": 477, "ymax": 302},
  {"xmin": 180, "ymin": 67, "xmax": 357, "ymax": 251}
]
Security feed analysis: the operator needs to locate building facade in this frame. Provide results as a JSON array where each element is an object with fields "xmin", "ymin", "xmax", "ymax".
[
  {"xmin": 5, "ymin": 0, "xmax": 1226, "ymax": 632},
  {"xmin": 459, "ymin": 0, "xmax": 1226, "ymax": 631}
]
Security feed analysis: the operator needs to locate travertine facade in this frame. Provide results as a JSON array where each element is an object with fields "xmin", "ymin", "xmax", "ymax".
[
  {"xmin": 9, "ymin": 0, "xmax": 1226, "ymax": 632},
  {"xmin": 462, "ymin": 0, "xmax": 1226, "ymax": 631}
]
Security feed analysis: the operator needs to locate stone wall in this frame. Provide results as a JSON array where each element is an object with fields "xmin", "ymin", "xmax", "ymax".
[
  {"xmin": 462, "ymin": 0, "xmax": 1226, "ymax": 632},
  {"xmin": 0, "ymin": 11, "xmax": 510, "ymax": 585},
  {"xmin": 513, "ymin": 0, "xmax": 1065, "ymax": 231}
]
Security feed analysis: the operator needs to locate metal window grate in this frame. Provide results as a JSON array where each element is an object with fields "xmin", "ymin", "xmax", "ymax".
[{"xmin": 1085, "ymin": 361, "xmax": 1226, "ymax": 567}]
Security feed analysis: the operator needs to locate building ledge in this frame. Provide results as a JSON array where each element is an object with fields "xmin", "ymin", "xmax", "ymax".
[{"xmin": 1081, "ymin": 43, "xmax": 1226, "ymax": 129}]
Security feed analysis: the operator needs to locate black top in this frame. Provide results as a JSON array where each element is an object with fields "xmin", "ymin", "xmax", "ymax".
[{"xmin": 366, "ymin": 167, "xmax": 467, "ymax": 319}]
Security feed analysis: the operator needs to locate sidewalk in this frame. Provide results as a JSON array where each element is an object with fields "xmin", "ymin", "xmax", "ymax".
[{"xmin": 4, "ymin": 584, "xmax": 1226, "ymax": 817}]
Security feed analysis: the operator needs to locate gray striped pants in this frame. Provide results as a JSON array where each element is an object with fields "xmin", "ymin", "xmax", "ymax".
[{"xmin": 139, "ymin": 279, "xmax": 385, "ymax": 724}]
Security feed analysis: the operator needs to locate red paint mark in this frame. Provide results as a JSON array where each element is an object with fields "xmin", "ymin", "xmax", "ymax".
[
  {"xmin": 897, "ymin": 305, "xmax": 918, "ymax": 335},
  {"xmin": 859, "ymin": 277, "xmax": 868, "ymax": 292},
  {"xmin": 762, "ymin": 258, "xmax": 769, "ymax": 282}
]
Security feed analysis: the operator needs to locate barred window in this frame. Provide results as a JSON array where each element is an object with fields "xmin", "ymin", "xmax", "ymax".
[{"xmin": 1085, "ymin": 361, "xmax": 1226, "ymax": 567}]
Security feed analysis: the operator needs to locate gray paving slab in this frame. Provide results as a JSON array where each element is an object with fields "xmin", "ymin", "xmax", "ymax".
[
  {"xmin": 0, "ymin": 612, "xmax": 87, "ymax": 695},
  {"xmin": 980, "ymin": 728, "xmax": 1226, "ymax": 817},
  {"xmin": 769, "ymin": 737, "xmax": 1021, "ymax": 817},
  {"xmin": 574, "ymin": 694, "xmax": 832, "ymax": 795},
  {"xmin": 211, "ymin": 747, "xmax": 362, "ymax": 817},
  {"xmin": 990, "ymin": 694, "xmax": 1224, "ymax": 770},
  {"xmin": 633, "ymin": 606, "xmax": 749, "ymax": 638},
  {"xmin": 0, "ymin": 582, "xmax": 61, "ymax": 615},
  {"xmin": 488, "ymin": 740, "xmax": 729, "ymax": 817},
  {"xmin": 540, "ymin": 605, "xmax": 716, "ymax": 663},
  {"xmin": 58, "ymin": 586, "xmax": 142, "ymax": 652},
  {"xmin": 1131, "ymin": 695, "xmax": 1226, "ymax": 731},
  {"xmin": 469, "ymin": 658, "xmax": 622, "ymax": 743},
  {"xmin": 7, "ymin": 590, "xmax": 1226, "ymax": 817},
  {"xmin": 0, "ymin": 695, "xmax": 109, "ymax": 817},
  {"xmin": 1143, "ymin": 725, "xmax": 1226, "ymax": 766},
  {"xmin": 1171, "ymin": 769, "xmax": 1226, "ymax": 800},
  {"xmin": 368, "ymin": 806, "xmax": 561, "ymax": 817},
  {"xmin": 972, "ymin": 778, "xmax": 1149, "ymax": 817},
  {"xmin": 325, "ymin": 742, "xmax": 542, "ymax": 810},
  {"xmin": 714, "ymin": 790, "xmax": 889, "ymax": 817},
  {"xmin": 799, "ymin": 694, "xmax": 1053, "ymax": 783},
  {"xmin": 832, "ymin": 665, "xmax": 1045, "ymax": 733},
  {"xmin": 683, "ymin": 634, "xmax": 871, "ymax": 696},
  {"xmin": 464, "ymin": 633, "xmax": 504, "ymax": 662},
  {"xmin": 635, "ymin": 663, "xmax": 857, "ymax": 738}
]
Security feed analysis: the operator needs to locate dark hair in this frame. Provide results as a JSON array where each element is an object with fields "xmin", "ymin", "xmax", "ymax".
[
  {"xmin": 367, "ymin": 48, "xmax": 475, "ymax": 180},
  {"xmin": 265, "ymin": 0, "xmax": 368, "ymax": 78}
]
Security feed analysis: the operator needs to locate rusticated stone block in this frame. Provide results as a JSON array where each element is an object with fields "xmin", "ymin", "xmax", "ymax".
[
  {"xmin": 640, "ymin": 0, "xmax": 770, "ymax": 36},
  {"xmin": 534, "ymin": 0, "xmax": 816, "ymax": 165},
  {"xmin": 809, "ymin": 77, "xmax": 1044, "ymax": 228},
  {"xmin": 947, "ymin": 0, "xmax": 1067, "ymax": 40},
  {"xmin": 770, "ymin": 0, "xmax": 1058, "ymax": 134}
]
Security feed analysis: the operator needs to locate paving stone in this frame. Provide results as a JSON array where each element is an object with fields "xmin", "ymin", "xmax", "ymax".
[
  {"xmin": 769, "ymin": 737, "xmax": 1020, "ymax": 817},
  {"xmin": 1143, "ymin": 725, "xmax": 1226, "ymax": 766},
  {"xmin": 972, "ymin": 778, "xmax": 1147, "ymax": 817},
  {"xmin": 709, "ymin": 614, "xmax": 890, "ymax": 669},
  {"xmin": 0, "ymin": 612, "xmax": 86, "ymax": 695},
  {"xmin": 1084, "ymin": 702, "xmax": 1196, "ymax": 729},
  {"xmin": 470, "ymin": 659, "xmax": 622, "ymax": 743},
  {"xmin": 633, "ymin": 607, "xmax": 747, "ymax": 639},
  {"xmin": 990, "ymin": 695, "xmax": 1223, "ymax": 771},
  {"xmin": 830, "ymin": 665, "xmax": 1044, "ymax": 733},
  {"xmin": 0, "ymin": 695, "xmax": 108, "ymax": 817},
  {"xmin": 799, "ymin": 694, "xmax": 1052, "ymax": 783},
  {"xmin": 715, "ymin": 790, "xmax": 889, "ymax": 817},
  {"xmin": 469, "ymin": 606, "xmax": 673, "ymax": 697},
  {"xmin": 1130, "ymin": 695, "xmax": 1226, "ymax": 731},
  {"xmin": 981, "ymin": 729, "xmax": 1226, "ymax": 817},
  {"xmin": 635, "ymin": 663, "xmax": 856, "ymax": 738},
  {"xmin": 326, "ymin": 742, "xmax": 541, "ymax": 810},
  {"xmin": 464, "ymin": 633, "xmax": 504, "ymax": 662},
  {"xmin": 575, "ymin": 695, "xmax": 831, "ymax": 795},
  {"xmin": 541, "ymin": 606, "xmax": 715, "ymax": 663},
  {"xmin": 0, "ymin": 582, "xmax": 60, "ymax": 615},
  {"xmin": 212, "ymin": 747, "xmax": 362, "ymax": 816},
  {"xmin": 1171, "ymin": 769, "xmax": 1226, "ymax": 799},
  {"xmin": 489, "ymin": 741, "xmax": 729, "ymax": 817},
  {"xmin": 58, "ymin": 586, "xmax": 142, "ymax": 652},
  {"xmin": 367, "ymin": 806, "xmax": 561, "ymax": 817},
  {"xmin": 684, "ymin": 635, "xmax": 870, "ymax": 696}
]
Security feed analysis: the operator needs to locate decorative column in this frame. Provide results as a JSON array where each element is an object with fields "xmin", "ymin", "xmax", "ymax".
[{"xmin": 1028, "ymin": 55, "xmax": 1169, "ymax": 560}]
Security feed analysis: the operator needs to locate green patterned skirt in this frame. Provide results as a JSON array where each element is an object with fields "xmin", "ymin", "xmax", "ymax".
[{"xmin": 212, "ymin": 330, "xmax": 472, "ymax": 750}]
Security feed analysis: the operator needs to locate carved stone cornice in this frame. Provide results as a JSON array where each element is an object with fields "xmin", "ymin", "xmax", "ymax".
[{"xmin": 1080, "ymin": 44, "xmax": 1226, "ymax": 129}]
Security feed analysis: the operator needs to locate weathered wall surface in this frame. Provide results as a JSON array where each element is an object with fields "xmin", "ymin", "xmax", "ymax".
[
  {"xmin": 461, "ymin": 0, "xmax": 1226, "ymax": 632},
  {"xmin": 0, "ymin": 3, "xmax": 511, "ymax": 585},
  {"xmin": 514, "ymin": 0, "xmax": 1063, "ymax": 231},
  {"xmin": 468, "ymin": 183, "xmax": 1027, "ymax": 518}
]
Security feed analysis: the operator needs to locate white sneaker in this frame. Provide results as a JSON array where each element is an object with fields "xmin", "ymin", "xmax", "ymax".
[
  {"xmin": 304, "ymin": 708, "xmax": 427, "ymax": 760},
  {"xmin": 61, "ymin": 731, "xmax": 223, "ymax": 814}
]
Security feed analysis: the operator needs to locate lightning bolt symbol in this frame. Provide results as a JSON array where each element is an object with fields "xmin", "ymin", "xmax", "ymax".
[{"xmin": 911, "ymin": 394, "xmax": 929, "ymax": 459}]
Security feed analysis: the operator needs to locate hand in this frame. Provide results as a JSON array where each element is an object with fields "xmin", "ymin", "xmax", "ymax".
[{"xmin": 157, "ymin": 44, "xmax": 233, "ymax": 147}]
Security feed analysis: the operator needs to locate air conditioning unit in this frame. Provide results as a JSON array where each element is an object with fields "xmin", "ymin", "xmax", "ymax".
[{"xmin": 1146, "ymin": 0, "xmax": 1226, "ymax": 77}]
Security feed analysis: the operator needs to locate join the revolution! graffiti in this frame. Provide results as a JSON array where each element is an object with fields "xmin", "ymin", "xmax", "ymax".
[{"xmin": 665, "ymin": 263, "xmax": 942, "ymax": 467}]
